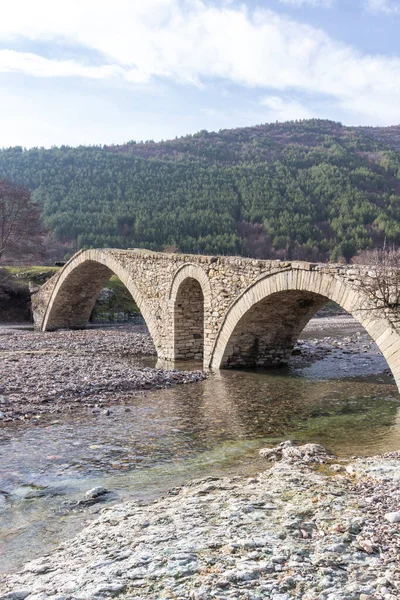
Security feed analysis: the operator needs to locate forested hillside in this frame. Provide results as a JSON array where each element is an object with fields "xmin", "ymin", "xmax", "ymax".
[{"xmin": 1, "ymin": 119, "xmax": 400, "ymax": 262}]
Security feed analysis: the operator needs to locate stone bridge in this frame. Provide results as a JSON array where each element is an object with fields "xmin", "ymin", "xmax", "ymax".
[{"xmin": 31, "ymin": 248, "xmax": 400, "ymax": 391}]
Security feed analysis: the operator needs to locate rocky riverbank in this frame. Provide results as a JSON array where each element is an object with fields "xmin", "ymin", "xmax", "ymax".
[
  {"xmin": 292, "ymin": 331, "xmax": 383, "ymax": 369},
  {"xmin": 1, "ymin": 443, "xmax": 399, "ymax": 600},
  {"xmin": 0, "ymin": 325, "xmax": 206, "ymax": 424}
]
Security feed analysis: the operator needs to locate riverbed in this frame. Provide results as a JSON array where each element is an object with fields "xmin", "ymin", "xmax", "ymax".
[{"xmin": 0, "ymin": 316, "xmax": 399, "ymax": 579}]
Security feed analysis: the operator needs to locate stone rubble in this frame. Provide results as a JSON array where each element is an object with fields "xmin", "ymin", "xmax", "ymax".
[
  {"xmin": 1, "ymin": 444, "xmax": 399, "ymax": 600},
  {"xmin": 259, "ymin": 440, "xmax": 335, "ymax": 463},
  {"xmin": 0, "ymin": 325, "xmax": 206, "ymax": 424}
]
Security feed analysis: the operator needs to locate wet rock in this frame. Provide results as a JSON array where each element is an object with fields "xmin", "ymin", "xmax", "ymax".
[
  {"xmin": 84, "ymin": 486, "xmax": 108, "ymax": 500},
  {"xmin": 23, "ymin": 489, "xmax": 49, "ymax": 500},
  {"xmin": 2, "ymin": 448, "xmax": 399, "ymax": 599}
]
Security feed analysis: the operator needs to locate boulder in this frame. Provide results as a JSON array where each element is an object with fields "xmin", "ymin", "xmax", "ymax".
[{"xmin": 259, "ymin": 440, "xmax": 334, "ymax": 463}]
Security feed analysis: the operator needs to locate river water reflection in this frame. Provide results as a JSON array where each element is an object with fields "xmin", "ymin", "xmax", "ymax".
[{"xmin": 1, "ymin": 329, "xmax": 400, "ymax": 573}]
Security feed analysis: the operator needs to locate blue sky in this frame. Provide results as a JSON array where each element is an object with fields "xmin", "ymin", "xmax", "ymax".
[{"xmin": 1, "ymin": 0, "xmax": 400, "ymax": 147}]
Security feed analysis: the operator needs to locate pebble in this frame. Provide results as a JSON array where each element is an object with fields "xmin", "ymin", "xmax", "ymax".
[
  {"xmin": 292, "ymin": 320, "xmax": 386, "ymax": 378},
  {"xmin": 384, "ymin": 511, "xmax": 400, "ymax": 523},
  {"xmin": 0, "ymin": 325, "xmax": 207, "ymax": 424}
]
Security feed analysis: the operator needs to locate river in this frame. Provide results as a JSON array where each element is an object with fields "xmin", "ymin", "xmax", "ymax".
[{"xmin": 1, "ymin": 317, "xmax": 399, "ymax": 574}]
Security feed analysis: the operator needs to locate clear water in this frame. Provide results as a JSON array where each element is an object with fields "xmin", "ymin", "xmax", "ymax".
[{"xmin": 0, "ymin": 325, "xmax": 399, "ymax": 574}]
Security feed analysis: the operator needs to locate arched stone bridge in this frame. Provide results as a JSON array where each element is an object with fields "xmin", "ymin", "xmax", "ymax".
[{"xmin": 31, "ymin": 248, "xmax": 400, "ymax": 391}]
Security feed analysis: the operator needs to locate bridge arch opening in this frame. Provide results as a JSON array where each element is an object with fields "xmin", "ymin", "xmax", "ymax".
[
  {"xmin": 209, "ymin": 269, "xmax": 400, "ymax": 391},
  {"xmin": 218, "ymin": 290, "xmax": 329, "ymax": 368},
  {"xmin": 40, "ymin": 251, "xmax": 162, "ymax": 353},
  {"xmin": 44, "ymin": 260, "xmax": 115, "ymax": 331},
  {"xmin": 174, "ymin": 277, "xmax": 204, "ymax": 361}
]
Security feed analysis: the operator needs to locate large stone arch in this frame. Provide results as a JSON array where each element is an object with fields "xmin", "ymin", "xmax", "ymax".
[
  {"xmin": 41, "ymin": 249, "xmax": 162, "ymax": 350},
  {"xmin": 209, "ymin": 268, "xmax": 400, "ymax": 390},
  {"xmin": 169, "ymin": 264, "xmax": 212, "ymax": 362}
]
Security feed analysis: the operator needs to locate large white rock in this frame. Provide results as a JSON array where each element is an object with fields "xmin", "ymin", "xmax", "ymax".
[{"xmin": 384, "ymin": 511, "xmax": 400, "ymax": 524}]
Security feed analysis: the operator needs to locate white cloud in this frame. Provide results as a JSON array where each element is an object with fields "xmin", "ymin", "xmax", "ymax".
[
  {"xmin": 0, "ymin": 50, "xmax": 122, "ymax": 79},
  {"xmin": 279, "ymin": 0, "xmax": 333, "ymax": 7},
  {"xmin": 0, "ymin": 0, "xmax": 400, "ymax": 126},
  {"xmin": 365, "ymin": 0, "xmax": 400, "ymax": 13},
  {"xmin": 261, "ymin": 96, "xmax": 314, "ymax": 120}
]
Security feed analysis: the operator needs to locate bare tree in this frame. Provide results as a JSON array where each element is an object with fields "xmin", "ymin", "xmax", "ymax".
[
  {"xmin": 0, "ymin": 179, "xmax": 46, "ymax": 264},
  {"xmin": 357, "ymin": 247, "xmax": 400, "ymax": 315}
]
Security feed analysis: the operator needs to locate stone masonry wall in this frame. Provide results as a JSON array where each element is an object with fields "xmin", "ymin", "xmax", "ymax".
[
  {"xmin": 31, "ymin": 248, "xmax": 400, "ymax": 391},
  {"xmin": 174, "ymin": 277, "xmax": 204, "ymax": 360}
]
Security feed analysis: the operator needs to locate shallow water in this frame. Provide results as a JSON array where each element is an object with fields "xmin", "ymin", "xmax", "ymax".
[{"xmin": 1, "ymin": 321, "xmax": 399, "ymax": 574}]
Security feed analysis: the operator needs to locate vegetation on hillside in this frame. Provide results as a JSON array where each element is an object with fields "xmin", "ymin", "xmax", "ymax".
[{"xmin": 0, "ymin": 119, "xmax": 400, "ymax": 262}]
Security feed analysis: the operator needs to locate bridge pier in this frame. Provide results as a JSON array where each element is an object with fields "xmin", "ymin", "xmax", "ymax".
[{"xmin": 174, "ymin": 277, "xmax": 204, "ymax": 360}]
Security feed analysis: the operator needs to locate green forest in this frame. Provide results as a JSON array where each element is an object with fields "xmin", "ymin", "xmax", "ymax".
[{"xmin": 1, "ymin": 119, "xmax": 400, "ymax": 262}]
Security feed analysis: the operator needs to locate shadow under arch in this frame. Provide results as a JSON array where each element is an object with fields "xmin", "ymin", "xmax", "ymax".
[
  {"xmin": 41, "ymin": 249, "xmax": 162, "ymax": 351},
  {"xmin": 169, "ymin": 264, "xmax": 212, "ymax": 362},
  {"xmin": 209, "ymin": 268, "xmax": 400, "ymax": 391}
]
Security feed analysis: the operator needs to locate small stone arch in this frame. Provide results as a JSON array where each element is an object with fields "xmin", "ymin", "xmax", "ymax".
[
  {"xmin": 169, "ymin": 264, "xmax": 212, "ymax": 362},
  {"xmin": 41, "ymin": 249, "xmax": 162, "ymax": 351},
  {"xmin": 209, "ymin": 268, "xmax": 400, "ymax": 390},
  {"xmin": 169, "ymin": 264, "xmax": 212, "ymax": 305}
]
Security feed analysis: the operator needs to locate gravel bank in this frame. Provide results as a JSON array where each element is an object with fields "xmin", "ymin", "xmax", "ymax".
[
  {"xmin": 303, "ymin": 315, "xmax": 360, "ymax": 332},
  {"xmin": 1, "ymin": 444, "xmax": 399, "ymax": 600},
  {"xmin": 0, "ymin": 325, "xmax": 206, "ymax": 424},
  {"xmin": 0, "ymin": 315, "xmax": 391, "ymax": 424},
  {"xmin": 291, "ymin": 316, "xmax": 392, "ymax": 377},
  {"xmin": 292, "ymin": 331, "xmax": 383, "ymax": 369}
]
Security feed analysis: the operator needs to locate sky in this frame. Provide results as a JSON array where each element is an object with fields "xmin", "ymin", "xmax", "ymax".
[{"xmin": 1, "ymin": 0, "xmax": 400, "ymax": 148}]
